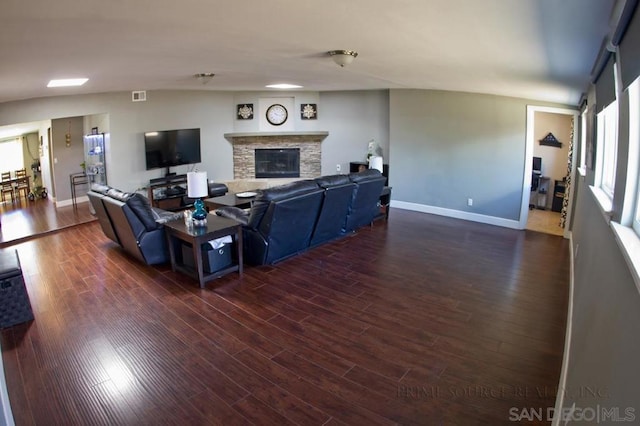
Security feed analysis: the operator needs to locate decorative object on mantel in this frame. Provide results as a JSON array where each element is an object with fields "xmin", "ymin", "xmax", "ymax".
[
  {"xmin": 366, "ymin": 139, "xmax": 383, "ymax": 161},
  {"xmin": 237, "ymin": 104, "xmax": 254, "ymax": 120},
  {"xmin": 300, "ymin": 103, "xmax": 317, "ymax": 120},
  {"xmin": 539, "ymin": 132, "xmax": 562, "ymax": 148}
]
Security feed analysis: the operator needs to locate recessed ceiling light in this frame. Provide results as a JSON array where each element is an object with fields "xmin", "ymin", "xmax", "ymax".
[
  {"xmin": 47, "ymin": 78, "xmax": 89, "ymax": 88},
  {"xmin": 266, "ymin": 83, "xmax": 303, "ymax": 89}
]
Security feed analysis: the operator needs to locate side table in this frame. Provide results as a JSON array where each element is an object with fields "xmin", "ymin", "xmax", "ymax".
[
  {"xmin": 70, "ymin": 172, "xmax": 88, "ymax": 208},
  {"xmin": 378, "ymin": 186, "xmax": 392, "ymax": 221},
  {"xmin": 164, "ymin": 214, "xmax": 243, "ymax": 288}
]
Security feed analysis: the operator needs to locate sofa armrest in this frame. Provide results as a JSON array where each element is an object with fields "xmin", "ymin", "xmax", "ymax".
[
  {"xmin": 215, "ymin": 206, "xmax": 249, "ymax": 226},
  {"xmin": 208, "ymin": 182, "xmax": 228, "ymax": 197},
  {"xmin": 151, "ymin": 208, "xmax": 182, "ymax": 224}
]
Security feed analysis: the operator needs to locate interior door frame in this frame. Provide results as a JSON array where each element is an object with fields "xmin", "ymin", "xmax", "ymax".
[{"xmin": 519, "ymin": 105, "xmax": 579, "ymax": 238}]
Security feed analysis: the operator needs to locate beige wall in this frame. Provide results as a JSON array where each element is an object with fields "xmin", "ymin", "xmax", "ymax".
[{"xmin": 534, "ymin": 113, "xmax": 571, "ymax": 174}]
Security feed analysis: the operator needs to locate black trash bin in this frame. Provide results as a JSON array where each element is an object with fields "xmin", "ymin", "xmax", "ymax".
[{"xmin": 181, "ymin": 241, "xmax": 232, "ymax": 274}]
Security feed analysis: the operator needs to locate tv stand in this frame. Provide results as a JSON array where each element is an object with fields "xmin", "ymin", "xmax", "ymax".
[{"xmin": 148, "ymin": 174, "xmax": 188, "ymax": 211}]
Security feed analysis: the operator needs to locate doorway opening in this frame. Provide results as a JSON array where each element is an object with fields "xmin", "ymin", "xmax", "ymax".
[{"xmin": 520, "ymin": 106, "xmax": 579, "ymax": 237}]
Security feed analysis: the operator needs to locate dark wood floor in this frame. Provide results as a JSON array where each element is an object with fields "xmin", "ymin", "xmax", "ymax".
[
  {"xmin": 0, "ymin": 197, "xmax": 95, "ymax": 247},
  {"xmin": 1, "ymin": 209, "xmax": 569, "ymax": 425}
]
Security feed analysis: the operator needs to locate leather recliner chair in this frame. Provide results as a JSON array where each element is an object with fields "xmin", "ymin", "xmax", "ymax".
[
  {"xmin": 344, "ymin": 169, "xmax": 387, "ymax": 232},
  {"xmin": 216, "ymin": 169, "xmax": 387, "ymax": 266},
  {"xmin": 88, "ymin": 184, "xmax": 120, "ymax": 245},
  {"xmin": 310, "ymin": 174, "xmax": 356, "ymax": 247},
  {"xmin": 88, "ymin": 185, "xmax": 181, "ymax": 265},
  {"xmin": 217, "ymin": 180, "xmax": 325, "ymax": 265}
]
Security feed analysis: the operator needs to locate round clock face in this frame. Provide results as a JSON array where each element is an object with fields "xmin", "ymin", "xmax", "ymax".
[{"xmin": 266, "ymin": 104, "xmax": 288, "ymax": 126}]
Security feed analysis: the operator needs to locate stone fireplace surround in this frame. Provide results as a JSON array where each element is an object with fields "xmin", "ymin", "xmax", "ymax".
[{"xmin": 224, "ymin": 131, "xmax": 329, "ymax": 180}]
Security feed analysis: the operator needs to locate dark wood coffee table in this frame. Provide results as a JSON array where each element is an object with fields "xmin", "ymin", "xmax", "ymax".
[
  {"xmin": 204, "ymin": 192, "xmax": 257, "ymax": 210},
  {"xmin": 164, "ymin": 214, "xmax": 243, "ymax": 288}
]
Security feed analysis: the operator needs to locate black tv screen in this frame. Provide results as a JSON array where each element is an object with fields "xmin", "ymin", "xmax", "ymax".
[{"xmin": 144, "ymin": 128, "xmax": 201, "ymax": 170}]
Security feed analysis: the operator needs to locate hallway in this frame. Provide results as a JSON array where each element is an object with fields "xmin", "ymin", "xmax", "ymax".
[{"xmin": 526, "ymin": 207, "xmax": 564, "ymax": 236}]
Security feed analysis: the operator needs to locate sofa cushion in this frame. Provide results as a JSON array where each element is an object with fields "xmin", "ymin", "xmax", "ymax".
[
  {"xmin": 87, "ymin": 190, "xmax": 120, "ymax": 244},
  {"xmin": 106, "ymin": 188, "xmax": 132, "ymax": 202},
  {"xmin": 215, "ymin": 206, "xmax": 250, "ymax": 226},
  {"xmin": 126, "ymin": 193, "xmax": 159, "ymax": 231},
  {"xmin": 314, "ymin": 174, "xmax": 351, "ymax": 188},
  {"xmin": 255, "ymin": 180, "xmax": 319, "ymax": 202},
  {"xmin": 151, "ymin": 208, "xmax": 183, "ymax": 224},
  {"xmin": 349, "ymin": 168, "xmax": 383, "ymax": 183},
  {"xmin": 248, "ymin": 180, "xmax": 320, "ymax": 228},
  {"xmin": 91, "ymin": 183, "xmax": 112, "ymax": 195},
  {"xmin": 311, "ymin": 176, "xmax": 356, "ymax": 246},
  {"xmin": 208, "ymin": 182, "xmax": 228, "ymax": 197}
]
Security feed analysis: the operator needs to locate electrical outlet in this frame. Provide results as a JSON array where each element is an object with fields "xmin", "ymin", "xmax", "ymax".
[
  {"xmin": 336, "ymin": 164, "xmax": 341, "ymax": 172},
  {"xmin": 467, "ymin": 198, "xmax": 473, "ymax": 206}
]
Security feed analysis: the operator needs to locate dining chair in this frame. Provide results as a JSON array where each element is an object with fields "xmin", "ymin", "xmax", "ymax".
[
  {"xmin": 14, "ymin": 169, "xmax": 30, "ymax": 200},
  {"xmin": 1, "ymin": 172, "xmax": 15, "ymax": 203}
]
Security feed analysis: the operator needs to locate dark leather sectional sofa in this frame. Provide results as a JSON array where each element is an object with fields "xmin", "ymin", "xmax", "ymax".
[
  {"xmin": 87, "ymin": 170, "xmax": 385, "ymax": 267},
  {"xmin": 88, "ymin": 182, "xmax": 228, "ymax": 265},
  {"xmin": 215, "ymin": 169, "xmax": 386, "ymax": 265}
]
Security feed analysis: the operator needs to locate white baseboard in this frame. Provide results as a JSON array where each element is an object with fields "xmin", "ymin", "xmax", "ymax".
[
  {"xmin": 55, "ymin": 196, "xmax": 88, "ymax": 208},
  {"xmin": 391, "ymin": 200, "xmax": 522, "ymax": 229}
]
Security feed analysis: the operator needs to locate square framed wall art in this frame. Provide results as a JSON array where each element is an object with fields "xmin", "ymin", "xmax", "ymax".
[
  {"xmin": 300, "ymin": 103, "xmax": 317, "ymax": 120},
  {"xmin": 237, "ymin": 104, "xmax": 254, "ymax": 120}
]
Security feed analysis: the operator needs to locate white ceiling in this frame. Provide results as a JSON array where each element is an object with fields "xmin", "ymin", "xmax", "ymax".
[{"xmin": 0, "ymin": 0, "xmax": 617, "ymax": 108}]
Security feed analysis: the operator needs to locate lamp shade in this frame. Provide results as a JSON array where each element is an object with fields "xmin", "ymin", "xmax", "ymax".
[
  {"xmin": 369, "ymin": 156, "xmax": 383, "ymax": 173},
  {"xmin": 187, "ymin": 171, "xmax": 208, "ymax": 198}
]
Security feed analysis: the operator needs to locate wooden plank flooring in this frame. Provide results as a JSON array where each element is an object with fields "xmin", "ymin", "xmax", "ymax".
[
  {"xmin": 0, "ymin": 198, "xmax": 95, "ymax": 247},
  {"xmin": 1, "ymin": 209, "xmax": 569, "ymax": 425}
]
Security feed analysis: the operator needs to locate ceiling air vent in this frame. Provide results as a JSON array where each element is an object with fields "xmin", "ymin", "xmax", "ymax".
[{"xmin": 132, "ymin": 91, "xmax": 146, "ymax": 102}]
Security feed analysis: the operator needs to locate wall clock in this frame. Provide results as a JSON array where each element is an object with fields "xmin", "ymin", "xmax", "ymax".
[{"xmin": 266, "ymin": 104, "xmax": 288, "ymax": 126}]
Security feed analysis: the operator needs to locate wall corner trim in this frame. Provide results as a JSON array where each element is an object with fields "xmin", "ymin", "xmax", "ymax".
[{"xmin": 551, "ymin": 232, "xmax": 576, "ymax": 426}]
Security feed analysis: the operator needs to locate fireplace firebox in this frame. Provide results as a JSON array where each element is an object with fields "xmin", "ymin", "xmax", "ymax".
[{"xmin": 255, "ymin": 148, "xmax": 300, "ymax": 178}]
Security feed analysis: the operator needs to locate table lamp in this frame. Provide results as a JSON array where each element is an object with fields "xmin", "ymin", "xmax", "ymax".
[{"xmin": 187, "ymin": 171, "xmax": 208, "ymax": 226}]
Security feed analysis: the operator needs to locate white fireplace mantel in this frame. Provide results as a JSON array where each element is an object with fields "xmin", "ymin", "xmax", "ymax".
[{"xmin": 224, "ymin": 131, "xmax": 329, "ymax": 143}]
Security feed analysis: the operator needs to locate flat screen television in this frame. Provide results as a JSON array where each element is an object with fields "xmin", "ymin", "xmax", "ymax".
[{"xmin": 144, "ymin": 128, "xmax": 201, "ymax": 170}]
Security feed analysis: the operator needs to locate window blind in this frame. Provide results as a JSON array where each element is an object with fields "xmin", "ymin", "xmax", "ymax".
[
  {"xmin": 617, "ymin": 1, "xmax": 640, "ymax": 90},
  {"xmin": 595, "ymin": 54, "xmax": 616, "ymax": 112}
]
